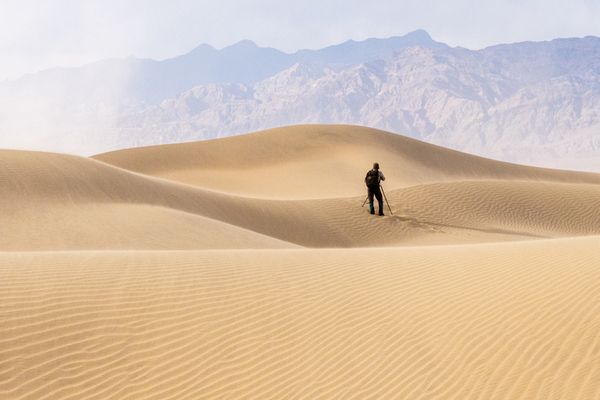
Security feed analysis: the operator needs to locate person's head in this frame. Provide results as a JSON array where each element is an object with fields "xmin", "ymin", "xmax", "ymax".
[{"xmin": 373, "ymin": 162, "xmax": 380, "ymax": 170}]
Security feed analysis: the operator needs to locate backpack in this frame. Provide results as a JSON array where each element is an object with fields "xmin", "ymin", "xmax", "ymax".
[{"xmin": 365, "ymin": 169, "xmax": 379, "ymax": 187}]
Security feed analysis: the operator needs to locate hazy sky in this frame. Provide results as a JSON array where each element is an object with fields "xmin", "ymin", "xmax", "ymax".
[{"xmin": 1, "ymin": 0, "xmax": 599, "ymax": 80}]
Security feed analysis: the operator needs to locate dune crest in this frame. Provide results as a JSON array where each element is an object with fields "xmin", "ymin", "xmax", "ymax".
[
  {"xmin": 3, "ymin": 125, "xmax": 600, "ymax": 250},
  {"xmin": 94, "ymin": 125, "xmax": 600, "ymax": 198}
]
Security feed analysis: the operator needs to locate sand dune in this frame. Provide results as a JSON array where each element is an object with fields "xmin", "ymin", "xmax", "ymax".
[
  {"xmin": 0, "ymin": 150, "xmax": 296, "ymax": 250},
  {"xmin": 95, "ymin": 125, "xmax": 600, "ymax": 198},
  {"xmin": 5, "ymin": 131, "xmax": 600, "ymax": 249},
  {"xmin": 2, "ymin": 124, "xmax": 600, "ymax": 399},
  {"xmin": 2, "ymin": 239, "xmax": 600, "ymax": 399}
]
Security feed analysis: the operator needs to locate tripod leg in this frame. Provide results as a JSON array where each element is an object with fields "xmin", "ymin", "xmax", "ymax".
[
  {"xmin": 361, "ymin": 194, "xmax": 369, "ymax": 207},
  {"xmin": 380, "ymin": 185, "xmax": 393, "ymax": 216}
]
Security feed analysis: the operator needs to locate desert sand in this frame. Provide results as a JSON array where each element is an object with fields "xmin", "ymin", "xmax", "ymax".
[{"xmin": 1, "ymin": 124, "xmax": 600, "ymax": 399}]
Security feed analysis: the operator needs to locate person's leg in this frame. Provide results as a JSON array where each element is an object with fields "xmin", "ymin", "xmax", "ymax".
[
  {"xmin": 368, "ymin": 187, "xmax": 375, "ymax": 214},
  {"xmin": 375, "ymin": 188, "xmax": 384, "ymax": 215}
]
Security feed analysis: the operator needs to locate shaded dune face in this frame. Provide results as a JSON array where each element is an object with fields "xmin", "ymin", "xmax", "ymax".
[{"xmin": 2, "ymin": 124, "xmax": 600, "ymax": 400}]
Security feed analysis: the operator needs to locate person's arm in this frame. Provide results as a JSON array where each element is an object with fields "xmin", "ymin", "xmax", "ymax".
[{"xmin": 379, "ymin": 171, "xmax": 386, "ymax": 181}]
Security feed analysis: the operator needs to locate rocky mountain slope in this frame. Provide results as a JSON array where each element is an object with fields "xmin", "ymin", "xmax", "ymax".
[{"xmin": 2, "ymin": 30, "xmax": 600, "ymax": 169}]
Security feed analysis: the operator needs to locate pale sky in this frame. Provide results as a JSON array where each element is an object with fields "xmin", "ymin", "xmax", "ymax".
[{"xmin": 1, "ymin": 0, "xmax": 599, "ymax": 81}]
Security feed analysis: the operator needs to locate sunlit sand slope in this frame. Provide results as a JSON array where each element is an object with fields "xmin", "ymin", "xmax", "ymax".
[
  {"xmin": 1, "ymin": 238, "xmax": 599, "ymax": 399},
  {"xmin": 389, "ymin": 180, "xmax": 600, "ymax": 239},
  {"xmin": 94, "ymin": 125, "xmax": 600, "ymax": 198}
]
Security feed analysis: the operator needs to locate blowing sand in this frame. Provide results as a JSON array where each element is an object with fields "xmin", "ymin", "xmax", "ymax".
[{"xmin": 1, "ymin": 124, "xmax": 600, "ymax": 399}]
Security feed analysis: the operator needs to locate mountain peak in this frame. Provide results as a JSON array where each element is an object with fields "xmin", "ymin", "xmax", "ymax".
[
  {"xmin": 188, "ymin": 43, "xmax": 217, "ymax": 55},
  {"xmin": 223, "ymin": 40, "xmax": 259, "ymax": 51},
  {"xmin": 405, "ymin": 29, "xmax": 433, "ymax": 41}
]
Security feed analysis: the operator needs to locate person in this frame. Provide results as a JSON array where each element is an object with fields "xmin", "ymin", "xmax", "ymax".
[{"xmin": 364, "ymin": 162, "xmax": 386, "ymax": 216}]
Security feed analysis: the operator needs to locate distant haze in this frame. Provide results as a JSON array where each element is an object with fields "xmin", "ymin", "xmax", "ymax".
[
  {"xmin": 1, "ymin": 0, "xmax": 600, "ymax": 80},
  {"xmin": 2, "ymin": 2, "xmax": 600, "ymax": 172}
]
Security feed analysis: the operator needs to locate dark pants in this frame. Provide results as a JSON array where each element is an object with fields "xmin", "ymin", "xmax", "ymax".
[{"xmin": 367, "ymin": 185, "xmax": 384, "ymax": 215}]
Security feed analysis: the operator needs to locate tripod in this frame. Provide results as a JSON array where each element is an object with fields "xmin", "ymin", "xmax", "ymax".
[{"xmin": 362, "ymin": 185, "xmax": 393, "ymax": 216}]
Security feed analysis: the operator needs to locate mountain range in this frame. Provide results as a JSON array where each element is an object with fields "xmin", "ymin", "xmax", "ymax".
[{"xmin": 2, "ymin": 29, "xmax": 600, "ymax": 170}]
